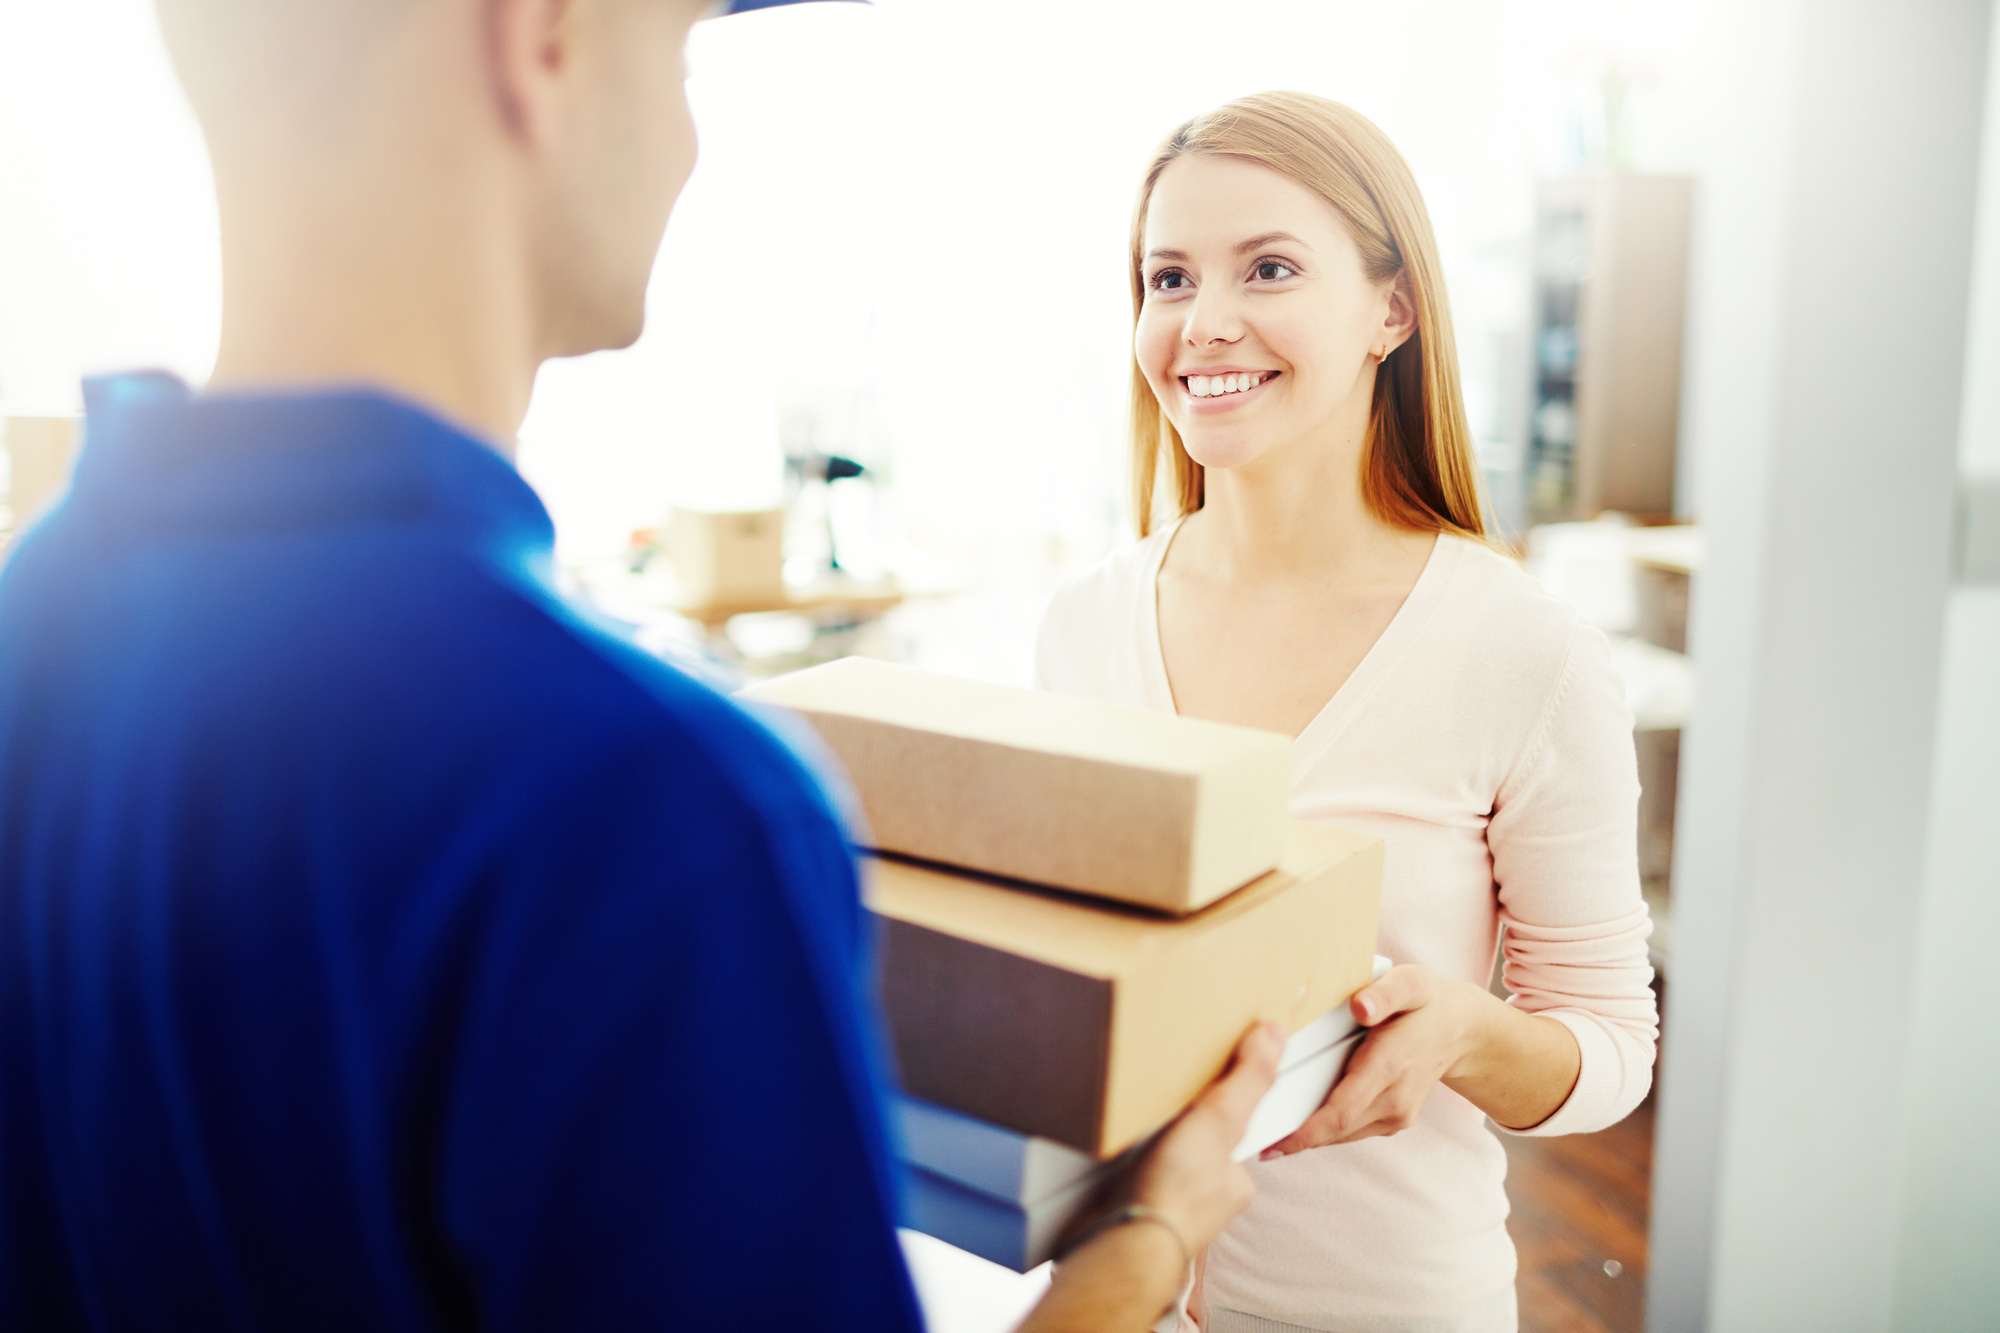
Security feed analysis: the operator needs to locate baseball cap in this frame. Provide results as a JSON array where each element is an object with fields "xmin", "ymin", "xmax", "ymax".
[{"xmin": 718, "ymin": 0, "xmax": 867, "ymax": 13}]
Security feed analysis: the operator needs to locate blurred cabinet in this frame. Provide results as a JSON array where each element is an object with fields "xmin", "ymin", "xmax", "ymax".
[
  {"xmin": 1626, "ymin": 524, "xmax": 1701, "ymax": 971},
  {"xmin": 1526, "ymin": 174, "xmax": 1694, "ymax": 523}
]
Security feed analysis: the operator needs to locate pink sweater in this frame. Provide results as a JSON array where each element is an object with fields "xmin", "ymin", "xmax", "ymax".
[{"xmin": 1035, "ymin": 530, "xmax": 1658, "ymax": 1332}]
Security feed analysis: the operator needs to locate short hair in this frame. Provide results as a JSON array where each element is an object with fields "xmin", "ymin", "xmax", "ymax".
[{"xmin": 1126, "ymin": 92, "xmax": 1488, "ymax": 542}]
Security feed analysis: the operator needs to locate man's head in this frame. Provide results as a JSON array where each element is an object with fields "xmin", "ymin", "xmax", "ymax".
[{"xmin": 158, "ymin": 0, "xmax": 709, "ymax": 370}]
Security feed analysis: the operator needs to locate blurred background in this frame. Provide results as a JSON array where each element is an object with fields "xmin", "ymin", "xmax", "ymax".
[
  {"xmin": 0, "ymin": 0, "xmax": 1717, "ymax": 677},
  {"xmin": 3, "ymin": 1, "xmax": 1994, "ymax": 1330}
]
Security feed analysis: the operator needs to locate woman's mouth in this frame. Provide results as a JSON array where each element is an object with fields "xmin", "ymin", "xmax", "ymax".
[{"xmin": 1180, "ymin": 370, "xmax": 1278, "ymax": 406}]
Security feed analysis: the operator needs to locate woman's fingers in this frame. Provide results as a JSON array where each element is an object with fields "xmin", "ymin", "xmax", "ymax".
[
  {"xmin": 1260, "ymin": 988, "xmax": 1448, "ymax": 1157},
  {"xmin": 1259, "ymin": 969, "xmax": 1482, "ymax": 1159},
  {"xmin": 1259, "ymin": 1111, "xmax": 1336, "ymax": 1157},
  {"xmin": 1259, "ymin": 1050, "xmax": 1395, "ymax": 1155},
  {"xmin": 1350, "ymin": 963, "xmax": 1435, "ymax": 1027},
  {"xmin": 1260, "ymin": 1085, "xmax": 1420, "ymax": 1155}
]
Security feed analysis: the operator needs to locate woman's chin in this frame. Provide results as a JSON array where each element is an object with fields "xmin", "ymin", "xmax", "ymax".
[{"xmin": 1180, "ymin": 433, "xmax": 1275, "ymax": 474}]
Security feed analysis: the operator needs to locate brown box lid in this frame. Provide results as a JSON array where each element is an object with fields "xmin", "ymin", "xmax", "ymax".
[
  {"xmin": 867, "ymin": 820, "xmax": 1383, "ymax": 1156},
  {"xmin": 745, "ymin": 657, "xmax": 1293, "ymax": 914}
]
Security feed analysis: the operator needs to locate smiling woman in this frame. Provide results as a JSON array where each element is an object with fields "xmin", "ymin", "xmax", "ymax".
[
  {"xmin": 1127, "ymin": 92, "xmax": 1485, "ymax": 543},
  {"xmin": 1036, "ymin": 93, "xmax": 1659, "ymax": 1333}
]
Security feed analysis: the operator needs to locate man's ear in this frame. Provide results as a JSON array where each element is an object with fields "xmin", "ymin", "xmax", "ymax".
[{"xmin": 484, "ymin": 0, "xmax": 580, "ymax": 144}]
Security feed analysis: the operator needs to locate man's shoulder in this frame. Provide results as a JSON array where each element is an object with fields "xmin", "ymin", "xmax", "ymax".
[
  {"xmin": 441, "ymin": 571, "xmax": 839, "ymax": 842},
  {"xmin": 289, "ymin": 558, "xmax": 861, "ymax": 959},
  {"xmin": 144, "ymin": 512, "xmax": 832, "ymax": 858}
]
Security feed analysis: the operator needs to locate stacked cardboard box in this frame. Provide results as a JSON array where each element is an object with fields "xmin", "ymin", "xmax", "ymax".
[
  {"xmin": 897, "ymin": 957, "xmax": 1389, "ymax": 1270},
  {"xmin": 745, "ymin": 657, "xmax": 1294, "ymax": 915},
  {"xmin": 742, "ymin": 658, "xmax": 1385, "ymax": 1265},
  {"xmin": 863, "ymin": 829, "xmax": 1380, "ymax": 1157}
]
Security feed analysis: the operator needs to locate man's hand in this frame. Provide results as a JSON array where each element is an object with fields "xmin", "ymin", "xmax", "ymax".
[
  {"xmin": 1016, "ymin": 1023, "xmax": 1284, "ymax": 1333},
  {"xmin": 1131, "ymin": 1021, "xmax": 1285, "ymax": 1249}
]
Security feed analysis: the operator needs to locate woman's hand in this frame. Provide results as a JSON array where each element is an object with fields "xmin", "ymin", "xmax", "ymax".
[{"xmin": 1259, "ymin": 964, "xmax": 1582, "ymax": 1157}]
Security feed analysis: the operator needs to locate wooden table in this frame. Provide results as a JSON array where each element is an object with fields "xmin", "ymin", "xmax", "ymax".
[{"xmin": 668, "ymin": 577, "xmax": 906, "ymax": 631}]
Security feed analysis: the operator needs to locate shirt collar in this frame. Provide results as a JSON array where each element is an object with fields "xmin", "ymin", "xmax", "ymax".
[{"xmin": 70, "ymin": 372, "xmax": 554, "ymax": 572}]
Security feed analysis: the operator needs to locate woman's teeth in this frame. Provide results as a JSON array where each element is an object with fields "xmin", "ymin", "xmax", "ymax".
[{"xmin": 1184, "ymin": 372, "xmax": 1271, "ymax": 398}]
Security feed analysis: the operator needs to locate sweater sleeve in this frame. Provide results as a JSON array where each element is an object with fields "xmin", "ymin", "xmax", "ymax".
[
  {"xmin": 1487, "ymin": 620, "xmax": 1659, "ymax": 1138},
  {"xmin": 1034, "ymin": 573, "xmax": 1098, "ymax": 697}
]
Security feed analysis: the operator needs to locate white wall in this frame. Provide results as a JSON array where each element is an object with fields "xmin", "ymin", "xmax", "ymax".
[
  {"xmin": 0, "ymin": 0, "xmax": 217, "ymax": 409},
  {"xmin": 1883, "ymin": 6, "xmax": 2000, "ymax": 1324},
  {"xmin": 1888, "ymin": 587, "xmax": 2000, "ymax": 1330},
  {"xmin": 1650, "ymin": 0, "xmax": 1999, "ymax": 1328}
]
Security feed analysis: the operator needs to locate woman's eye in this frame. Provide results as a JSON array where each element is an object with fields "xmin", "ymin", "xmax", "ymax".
[
  {"xmin": 1150, "ymin": 269, "xmax": 1191, "ymax": 293},
  {"xmin": 1253, "ymin": 260, "xmax": 1297, "ymax": 282}
]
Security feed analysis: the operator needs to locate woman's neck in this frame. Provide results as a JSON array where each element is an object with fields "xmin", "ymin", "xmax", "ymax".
[{"xmin": 1178, "ymin": 414, "xmax": 1429, "ymax": 587}]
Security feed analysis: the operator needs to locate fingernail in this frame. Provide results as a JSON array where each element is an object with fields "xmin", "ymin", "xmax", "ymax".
[{"xmin": 1259, "ymin": 1148, "xmax": 1282, "ymax": 1161}]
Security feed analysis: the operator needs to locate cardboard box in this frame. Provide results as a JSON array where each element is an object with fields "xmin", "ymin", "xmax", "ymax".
[
  {"xmin": 1225, "ymin": 959, "xmax": 1390, "ymax": 1164},
  {"xmin": 898, "ymin": 1102, "xmax": 1133, "ymax": 1273},
  {"xmin": 867, "ymin": 821, "xmax": 1383, "ymax": 1156},
  {"xmin": 4, "ymin": 415, "xmax": 81, "ymax": 527},
  {"xmin": 745, "ymin": 657, "xmax": 1294, "ymax": 914},
  {"xmin": 899, "ymin": 1094, "xmax": 1104, "ymax": 1206},
  {"xmin": 899, "ymin": 1093, "xmax": 1111, "ymax": 1271},
  {"xmin": 664, "ymin": 506, "xmax": 785, "ymax": 604},
  {"xmin": 896, "ymin": 960, "xmax": 1389, "ymax": 1271},
  {"xmin": 900, "ymin": 1034, "xmax": 1370, "ymax": 1271},
  {"xmin": 903, "ymin": 1168, "xmax": 1082, "ymax": 1274}
]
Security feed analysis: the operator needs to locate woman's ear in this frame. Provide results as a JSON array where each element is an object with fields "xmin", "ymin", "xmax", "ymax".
[{"xmin": 1382, "ymin": 267, "xmax": 1419, "ymax": 347}]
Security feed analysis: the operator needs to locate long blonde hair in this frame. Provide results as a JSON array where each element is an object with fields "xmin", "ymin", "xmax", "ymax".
[{"xmin": 1128, "ymin": 91, "xmax": 1487, "ymax": 540}]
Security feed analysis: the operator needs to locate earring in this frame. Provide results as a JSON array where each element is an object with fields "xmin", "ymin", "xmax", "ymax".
[{"xmin": 1378, "ymin": 344, "xmax": 1392, "ymax": 360}]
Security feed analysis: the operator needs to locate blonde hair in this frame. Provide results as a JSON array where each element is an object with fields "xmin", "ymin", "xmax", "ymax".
[{"xmin": 1128, "ymin": 91, "xmax": 1487, "ymax": 540}]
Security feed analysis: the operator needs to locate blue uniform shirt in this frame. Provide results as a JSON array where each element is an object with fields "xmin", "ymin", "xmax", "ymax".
[{"xmin": 0, "ymin": 376, "xmax": 924, "ymax": 1331}]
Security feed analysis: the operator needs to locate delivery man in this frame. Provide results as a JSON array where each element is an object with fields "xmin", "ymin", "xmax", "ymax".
[{"xmin": 0, "ymin": 1, "xmax": 1281, "ymax": 1330}]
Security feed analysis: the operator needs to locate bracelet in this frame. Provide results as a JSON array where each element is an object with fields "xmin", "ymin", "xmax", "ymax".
[{"xmin": 1053, "ymin": 1203, "xmax": 1191, "ymax": 1269}]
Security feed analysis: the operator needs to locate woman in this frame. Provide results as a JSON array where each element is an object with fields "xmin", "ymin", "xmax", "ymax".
[{"xmin": 1036, "ymin": 92, "xmax": 1658, "ymax": 1333}]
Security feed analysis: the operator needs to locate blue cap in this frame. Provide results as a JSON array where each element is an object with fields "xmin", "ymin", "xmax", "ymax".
[{"xmin": 722, "ymin": 0, "xmax": 865, "ymax": 12}]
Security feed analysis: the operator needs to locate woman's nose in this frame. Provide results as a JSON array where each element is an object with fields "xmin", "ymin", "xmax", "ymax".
[{"xmin": 1183, "ymin": 289, "xmax": 1245, "ymax": 346}]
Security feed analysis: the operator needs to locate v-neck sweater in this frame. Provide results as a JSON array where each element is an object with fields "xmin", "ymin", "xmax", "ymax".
[{"xmin": 1035, "ymin": 528, "xmax": 1657, "ymax": 1331}]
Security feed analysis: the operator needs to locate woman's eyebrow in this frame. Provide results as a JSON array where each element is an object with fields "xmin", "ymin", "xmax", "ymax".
[
  {"xmin": 1235, "ymin": 231, "xmax": 1311, "ymax": 254},
  {"xmin": 1144, "ymin": 233, "xmax": 1311, "ymax": 263}
]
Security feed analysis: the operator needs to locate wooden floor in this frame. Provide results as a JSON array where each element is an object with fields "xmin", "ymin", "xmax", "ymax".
[{"xmin": 1503, "ymin": 1095, "xmax": 1654, "ymax": 1333}]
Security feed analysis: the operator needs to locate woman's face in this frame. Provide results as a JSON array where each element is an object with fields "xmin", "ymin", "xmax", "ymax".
[{"xmin": 1135, "ymin": 154, "xmax": 1409, "ymax": 475}]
